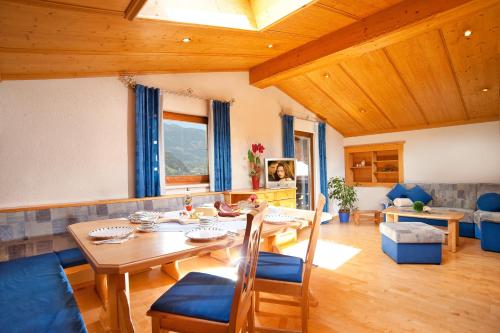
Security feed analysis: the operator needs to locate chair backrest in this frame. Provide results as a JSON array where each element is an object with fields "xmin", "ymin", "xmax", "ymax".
[
  {"xmin": 303, "ymin": 194, "xmax": 326, "ymax": 288},
  {"xmin": 228, "ymin": 204, "xmax": 266, "ymax": 332}
]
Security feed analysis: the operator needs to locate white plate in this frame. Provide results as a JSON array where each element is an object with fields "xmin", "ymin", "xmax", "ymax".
[
  {"xmin": 264, "ymin": 214, "xmax": 296, "ymax": 224},
  {"xmin": 185, "ymin": 227, "xmax": 227, "ymax": 241},
  {"xmin": 88, "ymin": 226, "xmax": 135, "ymax": 240}
]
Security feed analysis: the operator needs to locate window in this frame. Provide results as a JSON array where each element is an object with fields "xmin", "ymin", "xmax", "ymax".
[{"xmin": 163, "ymin": 112, "xmax": 209, "ymax": 185}]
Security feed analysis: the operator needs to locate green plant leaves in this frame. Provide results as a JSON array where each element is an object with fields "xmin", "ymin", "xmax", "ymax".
[{"xmin": 327, "ymin": 176, "xmax": 358, "ymax": 211}]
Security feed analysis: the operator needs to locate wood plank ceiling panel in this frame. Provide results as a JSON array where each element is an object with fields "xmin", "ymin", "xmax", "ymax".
[
  {"xmin": 0, "ymin": 52, "xmax": 258, "ymax": 79},
  {"xmin": 385, "ymin": 30, "xmax": 468, "ymax": 124},
  {"xmin": 267, "ymin": 3, "xmax": 356, "ymax": 39},
  {"xmin": 306, "ymin": 65, "xmax": 395, "ymax": 131},
  {"xmin": 339, "ymin": 49, "xmax": 429, "ymax": 128},
  {"xmin": 41, "ymin": 0, "xmax": 131, "ymax": 11},
  {"xmin": 277, "ymin": 75, "xmax": 366, "ymax": 136},
  {"xmin": 0, "ymin": 1, "xmax": 319, "ymax": 78},
  {"xmin": 440, "ymin": 5, "xmax": 500, "ymax": 119},
  {"xmin": 317, "ymin": 0, "xmax": 403, "ymax": 18}
]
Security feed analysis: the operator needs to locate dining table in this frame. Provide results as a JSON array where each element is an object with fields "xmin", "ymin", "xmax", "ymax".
[{"xmin": 68, "ymin": 207, "xmax": 332, "ymax": 333}]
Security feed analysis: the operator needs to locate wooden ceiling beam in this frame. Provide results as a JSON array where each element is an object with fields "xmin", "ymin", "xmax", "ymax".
[
  {"xmin": 124, "ymin": 0, "xmax": 147, "ymax": 20},
  {"xmin": 249, "ymin": 0, "xmax": 500, "ymax": 88}
]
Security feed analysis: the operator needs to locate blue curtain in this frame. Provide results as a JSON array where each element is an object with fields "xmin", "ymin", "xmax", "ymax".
[
  {"xmin": 212, "ymin": 100, "xmax": 232, "ymax": 192},
  {"xmin": 135, "ymin": 84, "xmax": 161, "ymax": 198},
  {"xmin": 318, "ymin": 122, "xmax": 329, "ymax": 212},
  {"xmin": 282, "ymin": 114, "xmax": 295, "ymax": 158}
]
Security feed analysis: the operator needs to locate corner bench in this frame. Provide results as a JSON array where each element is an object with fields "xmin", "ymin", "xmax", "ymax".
[{"xmin": 0, "ymin": 252, "xmax": 88, "ymax": 333}]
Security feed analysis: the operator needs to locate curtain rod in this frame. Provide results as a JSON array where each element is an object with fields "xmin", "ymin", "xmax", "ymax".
[
  {"xmin": 119, "ymin": 75, "xmax": 235, "ymax": 105},
  {"xmin": 280, "ymin": 110, "xmax": 323, "ymax": 123}
]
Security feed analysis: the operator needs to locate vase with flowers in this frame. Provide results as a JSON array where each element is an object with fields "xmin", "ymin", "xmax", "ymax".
[{"xmin": 248, "ymin": 143, "xmax": 265, "ymax": 190}]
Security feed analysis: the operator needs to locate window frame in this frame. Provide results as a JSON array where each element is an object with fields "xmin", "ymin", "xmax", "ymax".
[{"xmin": 162, "ymin": 111, "xmax": 210, "ymax": 185}]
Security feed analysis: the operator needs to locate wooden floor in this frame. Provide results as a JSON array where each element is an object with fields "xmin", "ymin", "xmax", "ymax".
[{"xmin": 74, "ymin": 220, "xmax": 500, "ymax": 333}]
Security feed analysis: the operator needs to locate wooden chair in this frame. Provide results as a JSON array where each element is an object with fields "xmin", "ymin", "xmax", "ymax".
[
  {"xmin": 253, "ymin": 195, "xmax": 326, "ymax": 333},
  {"xmin": 147, "ymin": 207, "xmax": 266, "ymax": 333}
]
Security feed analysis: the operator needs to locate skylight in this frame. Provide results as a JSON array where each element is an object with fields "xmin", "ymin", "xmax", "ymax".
[{"xmin": 138, "ymin": 0, "xmax": 314, "ymax": 31}]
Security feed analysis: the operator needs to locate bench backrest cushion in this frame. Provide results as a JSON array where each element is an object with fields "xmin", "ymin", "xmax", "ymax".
[{"xmin": 0, "ymin": 193, "xmax": 224, "ymax": 262}]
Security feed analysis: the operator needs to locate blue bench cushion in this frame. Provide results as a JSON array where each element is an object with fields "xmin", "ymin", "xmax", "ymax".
[
  {"xmin": 150, "ymin": 272, "xmax": 235, "ymax": 323},
  {"xmin": 0, "ymin": 253, "xmax": 87, "ymax": 333},
  {"xmin": 56, "ymin": 248, "xmax": 88, "ymax": 269},
  {"xmin": 256, "ymin": 251, "xmax": 303, "ymax": 283}
]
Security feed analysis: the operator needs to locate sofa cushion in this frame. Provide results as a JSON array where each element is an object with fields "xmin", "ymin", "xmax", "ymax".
[
  {"xmin": 413, "ymin": 183, "xmax": 478, "ymax": 210},
  {"xmin": 379, "ymin": 222, "xmax": 444, "ymax": 243},
  {"xmin": 256, "ymin": 251, "xmax": 304, "ymax": 283},
  {"xmin": 477, "ymin": 193, "xmax": 500, "ymax": 212},
  {"xmin": 150, "ymin": 272, "xmax": 235, "ymax": 323},
  {"xmin": 56, "ymin": 248, "xmax": 88, "ymax": 269},
  {"xmin": 474, "ymin": 210, "xmax": 500, "ymax": 227},
  {"xmin": 0, "ymin": 253, "xmax": 87, "ymax": 333},
  {"xmin": 387, "ymin": 184, "xmax": 408, "ymax": 201},
  {"xmin": 406, "ymin": 185, "xmax": 432, "ymax": 204}
]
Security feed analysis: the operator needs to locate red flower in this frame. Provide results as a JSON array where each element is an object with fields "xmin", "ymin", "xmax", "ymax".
[{"xmin": 252, "ymin": 144, "xmax": 258, "ymax": 154}]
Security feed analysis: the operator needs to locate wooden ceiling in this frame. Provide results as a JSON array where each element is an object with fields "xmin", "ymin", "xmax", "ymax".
[{"xmin": 0, "ymin": 0, "xmax": 498, "ymax": 136}]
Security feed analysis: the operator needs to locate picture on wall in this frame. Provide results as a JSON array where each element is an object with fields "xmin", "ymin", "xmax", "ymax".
[{"xmin": 265, "ymin": 158, "xmax": 296, "ymax": 189}]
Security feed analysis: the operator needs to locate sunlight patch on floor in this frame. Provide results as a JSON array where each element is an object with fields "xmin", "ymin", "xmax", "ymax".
[{"xmin": 281, "ymin": 239, "xmax": 361, "ymax": 271}]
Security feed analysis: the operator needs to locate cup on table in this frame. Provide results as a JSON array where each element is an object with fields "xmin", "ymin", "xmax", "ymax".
[
  {"xmin": 199, "ymin": 216, "xmax": 215, "ymax": 228},
  {"xmin": 140, "ymin": 213, "xmax": 160, "ymax": 230}
]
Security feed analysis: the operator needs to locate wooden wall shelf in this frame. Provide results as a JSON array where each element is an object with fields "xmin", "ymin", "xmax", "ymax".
[{"xmin": 344, "ymin": 141, "xmax": 404, "ymax": 187}]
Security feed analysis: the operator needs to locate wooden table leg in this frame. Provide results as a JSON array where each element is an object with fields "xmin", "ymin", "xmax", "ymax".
[
  {"xmin": 162, "ymin": 261, "xmax": 182, "ymax": 281},
  {"xmin": 107, "ymin": 272, "xmax": 134, "ymax": 333},
  {"xmin": 95, "ymin": 273, "xmax": 108, "ymax": 307},
  {"xmin": 353, "ymin": 211, "xmax": 360, "ymax": 225},
  {"xmin": 374, "ymin": 211, "xmax": 381, "ymax": 224},
  {"xmin": 448, "ymin": 219, "xmax": 459, "ymax": 252}
]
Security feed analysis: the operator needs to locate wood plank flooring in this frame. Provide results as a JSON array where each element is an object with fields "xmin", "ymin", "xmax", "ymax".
[{"xmin": 74, "ymin": 220, "xmax": 500, "ymax": 333}]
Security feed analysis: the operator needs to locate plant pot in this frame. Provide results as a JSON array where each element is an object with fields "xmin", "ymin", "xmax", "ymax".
[
  {"xmin": 339, "ymin": 211, "xmax": 350, "ymax": 223},
  {"xmin": 251, "ymin": 175, "xmax": 260, "ymax": 190}
]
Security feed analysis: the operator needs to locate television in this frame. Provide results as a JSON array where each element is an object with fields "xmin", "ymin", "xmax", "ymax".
[{"xmin": 264, "ymin": 158, "xmax": 296, "ymax": 189}]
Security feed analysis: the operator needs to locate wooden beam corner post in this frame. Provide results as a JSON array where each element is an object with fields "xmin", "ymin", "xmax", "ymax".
[{"xmin": 124, "ymin": 0, "xmax": 147, "ymax": 20}]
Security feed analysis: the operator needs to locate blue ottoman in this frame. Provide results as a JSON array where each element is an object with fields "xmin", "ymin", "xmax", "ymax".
[{"xmin": 379, "ymin": 222, "xmax": 444, "ymax": 264}]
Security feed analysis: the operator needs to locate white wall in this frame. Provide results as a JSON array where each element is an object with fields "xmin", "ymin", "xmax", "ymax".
[
  {"xmin": 0, "ymin": 77, "xmax": 133, "ymax": 207},
  {"xmin": 0, "ymin": 72, "xmax": 345, "ymax": 211},
  {"xmin": 344, "ymin": 122, "xmax": 500, "ymax": 209}
]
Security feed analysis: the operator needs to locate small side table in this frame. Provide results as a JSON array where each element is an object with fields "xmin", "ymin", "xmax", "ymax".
[{"xmin": 353, "ymin": 210, "xmax": 382, "ymax": 225}]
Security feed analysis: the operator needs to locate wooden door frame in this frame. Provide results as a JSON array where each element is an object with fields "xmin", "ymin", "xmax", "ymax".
[{"xmin": 294, "ymin": 130, "xmax": 315, "ymax": 210}]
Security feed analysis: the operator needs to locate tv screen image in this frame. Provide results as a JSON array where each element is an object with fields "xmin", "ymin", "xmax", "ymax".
[{"xmin": 265, "ymin": 158, "xmax": 296, "ymax": 189}]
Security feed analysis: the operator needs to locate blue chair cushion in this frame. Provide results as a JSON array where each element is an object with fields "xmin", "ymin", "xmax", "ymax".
[
  {"xmin": 256, "ymin": 251, "xmax": 303, "ymax": 283},
  {"xmin": 477, "ymin": 193, "xmax": 500, "ymax": 212},
  {"xmin": 150, "ymin": 272, "xmax": 235, "ymax": 323},
  {"xmin": 386, "ymin": 184, "xmax": 408, "ymax": 201},
  {"xmin": 406, "ymin": 185, "xmax": 432, "ymax": 204},
  {"xmin": 56, "ymin": 248, "xmax": 88, "ymax": 268},
  {"xmin": 0, "ymin": 253, "xmax": 87, "ymax": 333}
]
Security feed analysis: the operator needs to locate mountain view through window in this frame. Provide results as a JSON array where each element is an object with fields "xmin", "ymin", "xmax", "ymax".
[{"xmin": 163, "ymin": 119, "xmax": 208, "ymax": 177}]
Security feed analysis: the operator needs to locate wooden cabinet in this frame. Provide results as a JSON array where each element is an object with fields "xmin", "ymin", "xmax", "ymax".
[
  {"xmin": 344, "ymin": 141, "xmax": 404, "ymax": 187},
  {"xmin": 224, "ymin": 188, "xmax": 296, "ymax": 208}
]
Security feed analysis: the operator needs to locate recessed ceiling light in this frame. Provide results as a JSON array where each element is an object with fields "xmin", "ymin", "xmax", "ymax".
[
  {"xmin": 182, "ymin": 37, "xmax": 191, "ymax": 43},
  {"xmin": 359, "ymin": 108, "xmax": 367, "ymax": 113},
  {"xmin": 482, "ymin": 88, "xmax": 489, "ymax": 92},
  {"xmin": 464, "ymin": 30, "xmax": 472, "ymax": 37},
  {"xmin": 267, "ymin": 44, "xmax": 274, "ymax": 48},
  {"xmin": 323, "ymin": 73, "xmax": 330, "ymax": 79}
]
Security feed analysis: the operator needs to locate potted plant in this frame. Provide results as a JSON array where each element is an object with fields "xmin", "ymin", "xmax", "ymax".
[
  {"xmin": 328, "ymin": 176, "xmax": 358, "ymax": 223},
  {"xmin": 248, "ymin": 143, "xmax": 265, "ymax": 190}
]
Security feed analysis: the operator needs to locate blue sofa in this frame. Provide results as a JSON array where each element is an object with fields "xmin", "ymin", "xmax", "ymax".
[
  {"xmin": 386, "ymin": 183, "xmax": 500, "ymax": 239},
  {"xmin": 0, "ymin": 252, "xmax": 88, "ymax": 333}
]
